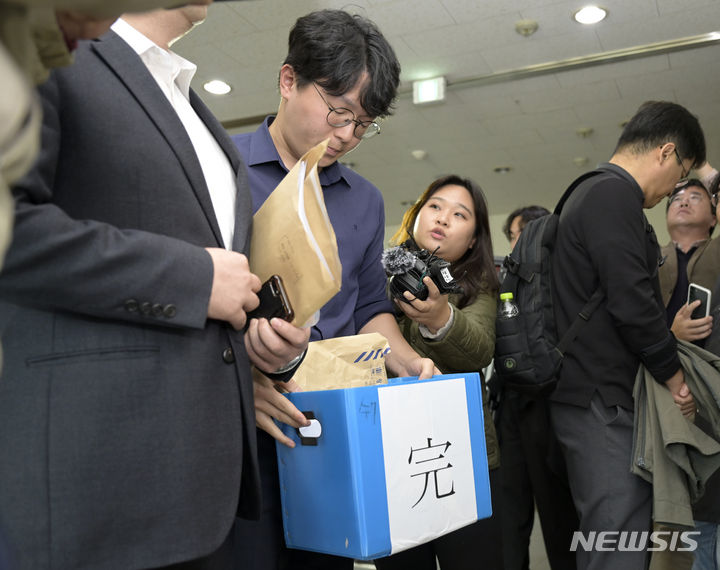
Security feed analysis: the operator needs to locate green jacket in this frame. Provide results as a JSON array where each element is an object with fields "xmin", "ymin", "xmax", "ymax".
[
  {"xmin": 632, "ymin": 340, "xmax": 720, "ymax": 527},
  {"xmin": 396, "ymin": 290, "xmax": 500, "ymax": 469}
]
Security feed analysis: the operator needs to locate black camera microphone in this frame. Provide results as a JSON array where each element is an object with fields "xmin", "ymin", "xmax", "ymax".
[
  {"xmin": 382, "ymin": 244, "xmax": 463, "ymax": 303},
  {"xmin": 381, "ymin": 246, "xmax": 417, "ymax": 275}
]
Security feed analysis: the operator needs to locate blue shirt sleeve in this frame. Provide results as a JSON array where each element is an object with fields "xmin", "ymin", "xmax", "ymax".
[{"xmin": 353, "ymin": 192, "xmax": 394, "ymax": 332}]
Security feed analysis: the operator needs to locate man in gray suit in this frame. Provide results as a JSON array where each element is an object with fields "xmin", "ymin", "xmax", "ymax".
[{"xmin": 0, "ymin": 4, "xmax": 309, "ymax": 569}]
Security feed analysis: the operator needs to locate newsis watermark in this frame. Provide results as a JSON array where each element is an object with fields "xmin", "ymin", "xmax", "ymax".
[{"xmin": 570, "ymin": 530, "xmax": 700, "ymax": 552}]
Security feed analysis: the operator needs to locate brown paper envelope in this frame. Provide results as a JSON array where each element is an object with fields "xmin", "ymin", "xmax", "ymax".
[
  {"xmin": 250, "ymin": 139, "xmax": 342, "ymax": 326},
  {"xmin": 292, "ymin": 333, "xmax": 390, "ymax": 391}
]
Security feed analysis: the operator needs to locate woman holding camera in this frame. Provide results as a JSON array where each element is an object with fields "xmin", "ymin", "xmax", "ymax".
[{"xmin": 374, "ymin": 175, "xmax": 502, "ymax": 569}]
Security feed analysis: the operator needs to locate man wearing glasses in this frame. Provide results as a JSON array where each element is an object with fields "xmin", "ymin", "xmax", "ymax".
[
  {"xmin": 656, "ymin": 177, "xmax": 720, "ymax": 570},
  {"xmin": 232, "ymin": 9, "xmax": 436, "ymax": 570},
  {"xmin": 660, "ymin": 179, "xmax": 719, "ymax": 345},
  {"xmin": 550, "ymin": 101, "xmax": 705, "ymax": 570}
]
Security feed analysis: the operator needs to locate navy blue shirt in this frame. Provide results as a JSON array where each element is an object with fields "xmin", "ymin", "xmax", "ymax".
[{"xmin": 232, "ymin": 117, "xmax": 394, "ymax": 341}]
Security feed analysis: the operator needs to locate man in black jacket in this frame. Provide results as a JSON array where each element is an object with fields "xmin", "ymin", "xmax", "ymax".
[{"xmin": 550, "ymin": 101, "xmax": 704, "ymax": 570}]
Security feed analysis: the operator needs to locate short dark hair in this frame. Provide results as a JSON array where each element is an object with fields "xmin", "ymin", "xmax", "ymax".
[
  {"xmin": 502, "ymin": 205, "xmax": 550, "ymax": 241},
  {"xmin": 283, "ymin": 10, "xmax": 401, "ymax": 118},
  {"xmin": 614, "ymin": 101, "xmax": 706, "ymax": 168},
  {"xmin": 392, "ymin": 175, "xmax": 499, "ymax": 306}
]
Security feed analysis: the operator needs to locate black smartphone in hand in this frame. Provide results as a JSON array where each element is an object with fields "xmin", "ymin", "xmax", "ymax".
[
  {"xmin": 247, "ymin": 275, "xmax": 294, "ymax": 323},
  {"xmin": 688, "ymin": 283, "xmax": 711, "ymax": 319}
]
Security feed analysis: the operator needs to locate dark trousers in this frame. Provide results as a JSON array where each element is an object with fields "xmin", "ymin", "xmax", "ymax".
[
  {"xmin": 550, "ymin": 394, "xmax": 652, "ymax": 570},
  {"xmin": 232, "ymin": 430, "xmax": 353, "ymax": 570},
  {"xmin": 373, "ymin": 467, "xmax": 504, "ymax": 570},
  {"xmin": 498, "ymin": 390, "xmax": 578, "ymax": 570}
]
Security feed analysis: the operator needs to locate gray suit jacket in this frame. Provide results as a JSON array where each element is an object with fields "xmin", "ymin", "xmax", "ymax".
[{"xmin": 0, "ymin": 31, "xmax": 259, "ymax": 569}]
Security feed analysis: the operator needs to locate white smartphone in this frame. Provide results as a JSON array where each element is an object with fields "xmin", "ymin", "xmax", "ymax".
[{"xmin": 687, "ymin": 283, "xmax": 712, "ymax": 319}]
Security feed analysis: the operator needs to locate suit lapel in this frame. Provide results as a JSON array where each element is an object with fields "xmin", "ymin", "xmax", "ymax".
[
  {"xmin": 190, "ymin": 92, "xmax": 253, "ymax": 254},
  {"xmin": 91, "ymin": 32, "xmax": 225, "ymax": 247},
  {"xmin": 687, "ymin": 239, "xmax": 709, "ymax": 279}
]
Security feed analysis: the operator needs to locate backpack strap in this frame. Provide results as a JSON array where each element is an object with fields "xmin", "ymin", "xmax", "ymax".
[
  {"xmin": 504, "ymin": 255, "xmax": 539, "ymax": 282},
  {"xmin": 554, "ymin": 168, "xmax": 608, "ymax": 355},
  {"xmin": 554, "ymin": 169, "xmax": 605, "ymax": 214},
  {"xmin": 556, "ymin": 287, "xmax": 604, "ymax": 355}
]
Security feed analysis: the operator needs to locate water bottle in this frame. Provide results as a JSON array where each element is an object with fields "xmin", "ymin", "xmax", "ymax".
[{"xmin": 499, "ymin": 292, "xmax": 519, "ymax": 319}]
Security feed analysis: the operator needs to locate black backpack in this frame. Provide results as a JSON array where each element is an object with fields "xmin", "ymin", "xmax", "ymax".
[{"xmin": 493, "ymin": 170, "xmax": 605, "ymax": 396}]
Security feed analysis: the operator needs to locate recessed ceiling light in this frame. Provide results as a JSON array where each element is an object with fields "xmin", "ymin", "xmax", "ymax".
[
  {"xmin": 203, "ymin": 79, "xmax": 232, "ymax": 95},
  {"xmin": 573, "ymin": 157, "xmax": 590, "ymax": 167},
  {"xmin": 493, "ymin": 166, "xmax": 512, "ymax": 174},
  {"xmin": 573, "ymin": 5, "xmax": 608, "ymax": 25},
  {"xmin": 515, "ymin": 19, "xmax": 539, "ymax": 37}
]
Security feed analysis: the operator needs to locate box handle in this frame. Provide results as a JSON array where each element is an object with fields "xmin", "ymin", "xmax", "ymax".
[{"xmin": 297, "ymin": 411, "xmax": 322, "ymax": 445}]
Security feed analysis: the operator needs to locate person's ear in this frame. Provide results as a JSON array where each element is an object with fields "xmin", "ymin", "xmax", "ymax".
[
  {"xmin": 278, "ymin": 64, "xmax": 296, "ymax": 99},
  {"xmin": 658, "ymin": 142, "xmax": 675, "ymax": 164}
]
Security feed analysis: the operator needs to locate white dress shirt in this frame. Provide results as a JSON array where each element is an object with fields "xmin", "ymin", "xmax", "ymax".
[{"xmin": 111, "ymin": 18, "xmax": 237, "ymax": 249}]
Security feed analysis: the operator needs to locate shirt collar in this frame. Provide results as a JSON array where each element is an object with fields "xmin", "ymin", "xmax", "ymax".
[
  {"xmin": 111, "ymin": 18, "xmax": 196, "ymax": 99},
  {"xmin": 597, "ymin": 162, "xmax": 645, "ymax": 204},
  {"xmin": 673, "ymin": 238, "xmax": 709, "ymax": 253},
  {"xmin": 248, "ymin": 117, "xmax": 348, "ymax": 187}
]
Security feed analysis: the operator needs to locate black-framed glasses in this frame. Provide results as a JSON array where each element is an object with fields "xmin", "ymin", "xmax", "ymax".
[
  {"xmin": 673, "ymin": 148, "xmax": 690, "ymax": 184},
  {"xmin": 312, "ymin": 83, "xmax": 380, "ymax": 140}
]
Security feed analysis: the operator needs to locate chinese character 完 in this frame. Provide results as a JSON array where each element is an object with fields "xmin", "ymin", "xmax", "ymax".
[{"xmin": 408, "ymin": 437, "xmax": 456, "ymax": 508}]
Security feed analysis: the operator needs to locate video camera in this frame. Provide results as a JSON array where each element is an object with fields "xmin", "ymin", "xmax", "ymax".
[{"xmin": 382, "ymin": 245, "xmax": 463, "ymax": 303}]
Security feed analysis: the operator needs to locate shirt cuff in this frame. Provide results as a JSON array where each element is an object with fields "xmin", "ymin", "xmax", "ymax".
[{"xmin": 419, "ymin": 305, "xmax": 455, "ymax": 341}]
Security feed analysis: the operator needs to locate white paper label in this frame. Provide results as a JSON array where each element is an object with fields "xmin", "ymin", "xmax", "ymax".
[
  {"xmin": 378, "ymin": 378, "xmax": 477, "ymax": 553},
  {"xmin": 440, "ymin": 266, "xmax": 453, "ymax": 283}
]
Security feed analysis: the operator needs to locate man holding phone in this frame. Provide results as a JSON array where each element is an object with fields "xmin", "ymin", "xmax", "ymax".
[
  {"xmin": 659, "ymin": 178, "xmax": 720, "ymax": 344},
  {"xmin": 231, "ymin": 9, "xmax": 438, "ymax": 569},
  {"xmin": 657, "ymin": 177, "xmax": 720, "ymax": 570},
  {"xmin": 0, "ymin": 4, "xmax": 309, "ymax": 568}
]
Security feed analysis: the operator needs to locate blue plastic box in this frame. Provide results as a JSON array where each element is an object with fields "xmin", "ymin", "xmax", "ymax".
[{"xmin": 276, "ymin": 372, "xmax": 492, "ymax": 560}]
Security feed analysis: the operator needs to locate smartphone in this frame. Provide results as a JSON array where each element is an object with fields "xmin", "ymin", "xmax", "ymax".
[
  {"xmin": 247, "ymin": 275, "xmax": 294, "ymax": 323},
  {"xmin": 687, "ymin": 283, "xmax": 711, "ymax": 319}
]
